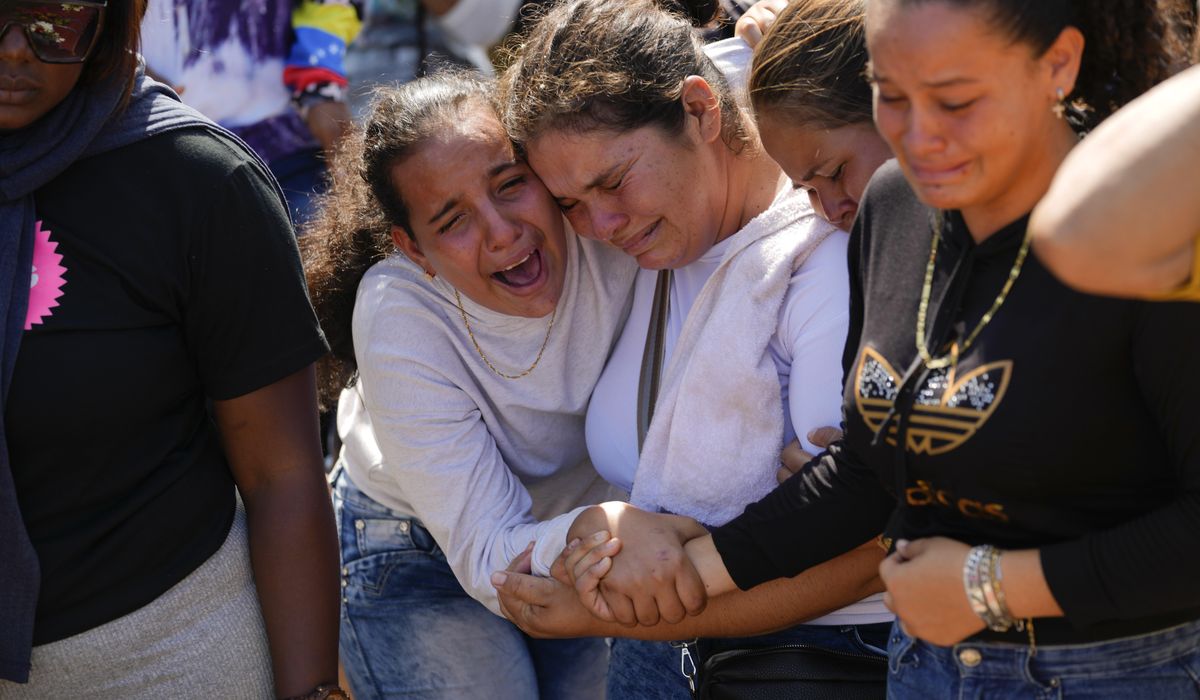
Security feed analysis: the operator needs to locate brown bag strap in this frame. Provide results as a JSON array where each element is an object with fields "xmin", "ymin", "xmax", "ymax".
[{"xmin": 637, "ymin": 269, "xmax": 672, "ymax": 453}]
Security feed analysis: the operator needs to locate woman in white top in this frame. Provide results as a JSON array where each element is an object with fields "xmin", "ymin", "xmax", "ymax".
[
  {"xmin": 497, "ymin": 1, "xmax": 890, "ymax": 696},
  {"xmin": 302, "ymin": 73, "xmax": 635, "ymax": 700},
  {"xmin": 303, "ymin": 11, "xmax": 878, "ymax": 700}
]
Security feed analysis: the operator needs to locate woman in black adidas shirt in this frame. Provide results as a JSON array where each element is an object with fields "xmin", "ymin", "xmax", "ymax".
[{"xmin": 548, "ymin": 0, "xmax": 1200, "ymax": 695}]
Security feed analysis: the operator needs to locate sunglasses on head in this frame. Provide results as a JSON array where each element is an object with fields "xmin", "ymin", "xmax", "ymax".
[{"xmin": 0, "ymin": 0, "xmax": 106, "ymax": 64}]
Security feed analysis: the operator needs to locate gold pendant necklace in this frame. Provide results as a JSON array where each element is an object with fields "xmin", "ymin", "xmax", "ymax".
[
  {"xmin": 915, "ymin": 213, "xmax": 1032, "ymax": 370},
  {"xmin": 454, "ymin": 289, "xmax": 557, "ymax": 380}
]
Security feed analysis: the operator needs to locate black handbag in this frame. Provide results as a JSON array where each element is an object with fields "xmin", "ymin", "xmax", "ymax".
[{"xmin": 695, "ymin": 643, "xmax": 888, "ymax": 700}]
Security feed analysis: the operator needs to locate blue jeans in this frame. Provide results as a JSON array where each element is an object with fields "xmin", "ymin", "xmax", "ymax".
[
  {"xmin": 887, "ymin": 619, "xmax": 1200, "ymax": 699},
  {"xmin": 607, "ymin": 621, "xmax": 891, "ymax": 699},
  {"xmin": 333, "ymin": 471, "xmax": 608, "ymax": 700}
]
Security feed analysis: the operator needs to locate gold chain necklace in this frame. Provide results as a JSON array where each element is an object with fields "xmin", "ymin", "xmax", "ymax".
[
  {"xmin": 454, "ymin": 289, "xmax": 557, "ymax": 380},
  {"xmin": 915, "ymin": 213, "xmax": 1033, "ymax": 370}
]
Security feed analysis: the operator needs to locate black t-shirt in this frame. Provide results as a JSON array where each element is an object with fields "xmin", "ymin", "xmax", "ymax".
[
  {"xmin": 8, "ymin": 128, "xmax": 328, "ymax": 644},
  {"xmin": 712, "ymin": 161, "xmax": 1200, "ymax": 643}
]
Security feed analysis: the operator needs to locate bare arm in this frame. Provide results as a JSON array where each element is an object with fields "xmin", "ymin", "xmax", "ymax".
[
  {"xmin": 495, "ymin": 540, "xmax": 884, "ymax": 640},
  {"xmin": 213, "ymin": 367, "xmax": 340, "ymax": 697},
  {"xmin": 302, "ymin": 101, "xmax": 352, "ymax": 159},
  {"xmin": 1032, "ymin": 64, "xmax": 1200, "ymax": 299}
]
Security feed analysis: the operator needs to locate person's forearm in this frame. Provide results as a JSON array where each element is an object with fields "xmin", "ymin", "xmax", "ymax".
[
  {"xmin": 1002, "ymin": 549, "xmax": 1064, "ymax": 620},
  {"xmin": 1032, "ymin": 64, "xmax": 1200, "ymax": 297},
  {"xmin": 242, "ymin": 470, "xmax": 341, "ymax": 697},
  {"xmin": 1037, "ymin": 494, "xmax": 1200, "ymax": 628},
  {"xmin": 609, "ymin": 544, "xmax": 884, "ymax": 641},
  {"xmin": 456, "ymin": 509, "xmax": 588, "ymax": 615},
  {"xmin": 684, "ymin": 535, "xmax": 738, "ymax": 597},
  {"xmin": 566, "ymin": 503, "xmax": 612, "ymax": 544},
  {"xmin": 711, "ymin": 447, "xmax": 894, "ymax": 590}
]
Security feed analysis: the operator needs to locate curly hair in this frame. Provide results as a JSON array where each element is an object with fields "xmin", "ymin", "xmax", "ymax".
[
  {"xmin": 300, "ymin": 73, "xmax": 495, "ymax": 408},
  {"xmin": 500, "ymin": 0, "xmax": 752, "ymax": 154},
  {"xmin": 890, "ymin": 0, "xmax": 1191, "ymax": 130},
  {"xmin": 749, "ymin": 0, "xmax": 871, "ymax": 129}
]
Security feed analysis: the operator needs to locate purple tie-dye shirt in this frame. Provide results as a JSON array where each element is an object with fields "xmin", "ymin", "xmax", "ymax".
[{"xmin": 141, "ymin": 0, "xmax": 359, "ymax": 163}]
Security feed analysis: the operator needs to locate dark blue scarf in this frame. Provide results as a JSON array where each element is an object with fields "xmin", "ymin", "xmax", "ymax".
[{"xmin": 0, "ymin": 64, "xmax": 260, "ymax": 683}]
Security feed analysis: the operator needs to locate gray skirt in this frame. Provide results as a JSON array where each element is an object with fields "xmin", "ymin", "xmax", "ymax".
[{"xmin": 0, "ymin": 503, "xmax": 274, "ymax": 699}]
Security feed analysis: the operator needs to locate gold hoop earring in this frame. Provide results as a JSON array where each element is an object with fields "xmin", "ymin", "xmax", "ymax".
[{"xmin": 1052, "ymin": 87, "xmax": 1067, "ymax": 120}]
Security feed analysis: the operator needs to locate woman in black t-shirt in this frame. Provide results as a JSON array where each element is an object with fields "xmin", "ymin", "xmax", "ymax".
[
  {"xmin": 537, "ymin": 0, "xmax": 1200, "ymax": 696},
  {"xmin": 0, "ymin": 2, "xmax": 340, "ymax": 697}
]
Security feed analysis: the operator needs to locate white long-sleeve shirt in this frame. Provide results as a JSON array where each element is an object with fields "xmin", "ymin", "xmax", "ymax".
[
  {"xmin": 586, "ymin": 224, "xmax": 853, "ymax": 494},
  {"xmin": 585, "ymin": 206, "xmax": 893, "ymax": 626},
  {"xmin": 339, "ymin": 233, "xmax": 635, "ymax": 613}
]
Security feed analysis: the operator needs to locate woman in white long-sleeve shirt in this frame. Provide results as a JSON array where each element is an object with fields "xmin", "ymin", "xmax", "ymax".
[
  {"xmin": 498, "ymin": 2, "xmax": 890, "ymax": 697},
  {"xmin": 303, "ymin": 73, "xmax": 634, "ymax": 700}
]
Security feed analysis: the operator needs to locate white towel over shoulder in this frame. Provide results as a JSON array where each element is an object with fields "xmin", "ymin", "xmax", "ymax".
[{"xmin": 629, "ymin": 192, "xmax": 837, "ymax": 526}]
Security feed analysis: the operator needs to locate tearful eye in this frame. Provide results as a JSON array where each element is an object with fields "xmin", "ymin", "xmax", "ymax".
[
  {"xmin": 942, "ymin": 99, "xmax": 976, "ymax": 112},
  {"xmin": 438, "ymin": 214, "xmax": 465, "ymax": 235},
  {"xmin": 500, "ymin": 176, "xmax": 527, "ymax": 192}
]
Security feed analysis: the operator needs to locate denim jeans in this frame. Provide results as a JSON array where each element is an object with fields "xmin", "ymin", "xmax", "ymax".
[
  {"xmin": 607, "ymin": 621, "xmax": 891, "ymax": 699},
  {"xmin": 333, "ymin": 471, "xmax": 608, "ymax": 700},
  {"xmin": 887, "ymin": 618, "xmax": 1200, "ymax": 699}
]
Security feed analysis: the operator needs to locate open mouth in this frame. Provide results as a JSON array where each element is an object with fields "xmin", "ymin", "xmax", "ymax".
[{"xmin": 492, "ymin": 249, "xmax": 546, "ymax": 290}]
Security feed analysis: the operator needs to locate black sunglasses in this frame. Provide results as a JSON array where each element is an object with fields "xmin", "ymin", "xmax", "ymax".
[{"xmin": 0, "ymin": 0, "xmax": 107, "ymax": 64}]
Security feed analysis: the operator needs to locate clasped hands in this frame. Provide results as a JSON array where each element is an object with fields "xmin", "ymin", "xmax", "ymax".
[
  {"xmin": 490, "ymin": 501, "xmax": 710, "ymax": 639},
  {"xmin": 492, "ymin": 427, "xmax": 1007, "ymax": 647},
  {"xmin": 493, "ymin": 509, "xmax": 991, "ymax": 648},
  {"xmin": 491, "ymin": 431, "xmax": 837, "ymax": 635}
]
